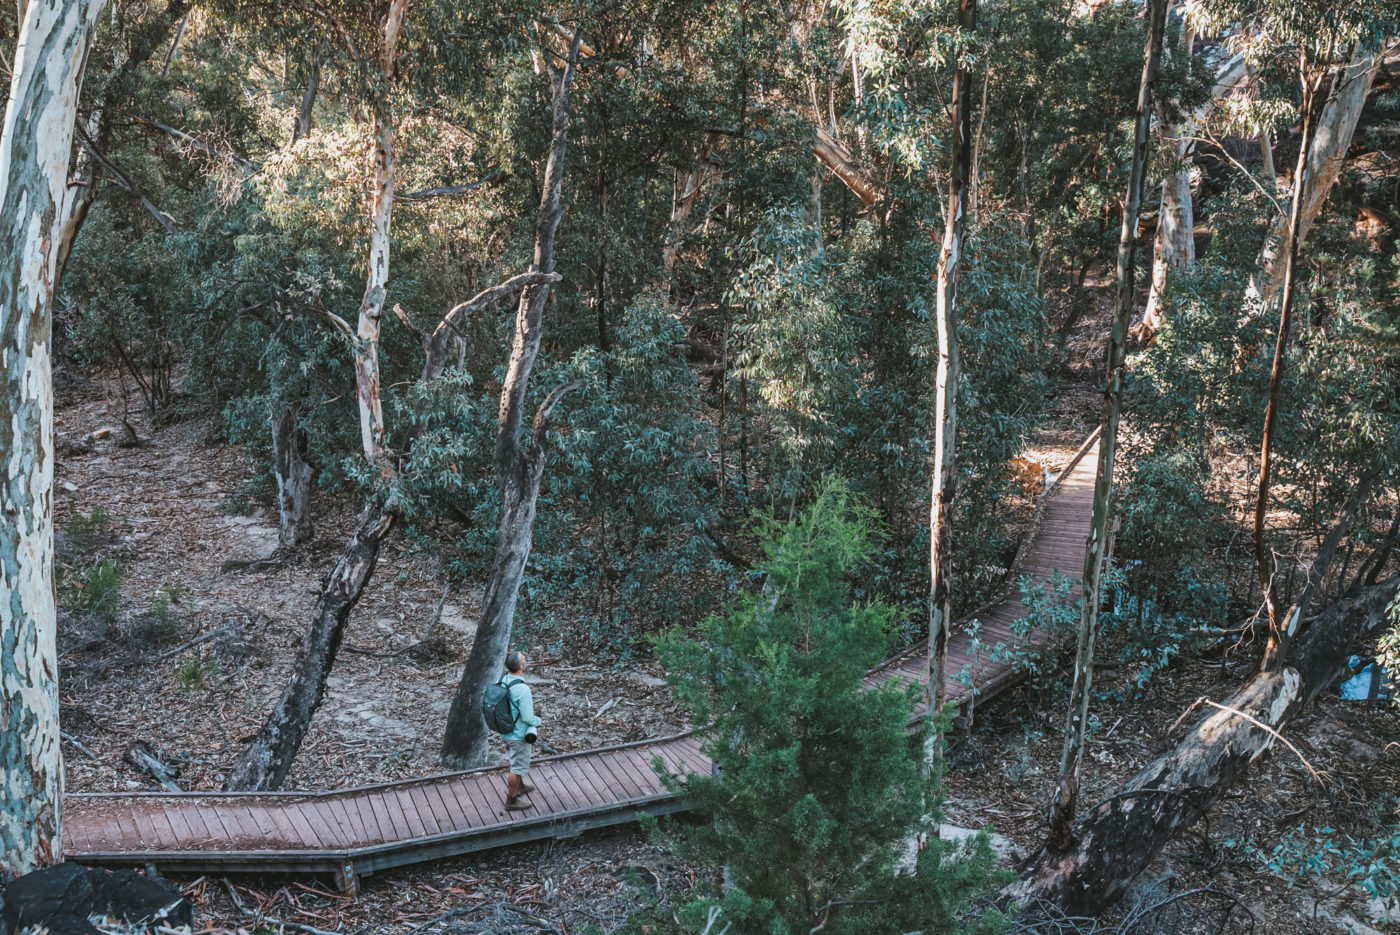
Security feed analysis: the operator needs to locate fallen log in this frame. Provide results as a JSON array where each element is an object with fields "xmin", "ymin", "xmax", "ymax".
[
  {"xmin": 223, "ymin": 503, "xmax": 394, "ymax": 791},
  {"xmin": 1008, "ymin": 577, "xmax": 1397, "ymax": 916},
  {"xmin": 123, "ymin": 740, "xmax": 183, "ymax": 792}
]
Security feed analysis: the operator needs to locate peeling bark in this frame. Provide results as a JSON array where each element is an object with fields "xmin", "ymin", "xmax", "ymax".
[
  {"xmin": 272, "ymin": 406, "xmax": 313, "ymax": 552},
  {"xmin": 923, "ymin": 0, "xmax": 975, "ymax": 809},
  {"xmin": 1248, "ymin": 42, "xmax": 1380, "ymax": 308},
  {"xmin": 1138, "ymin": 49, "xmax": 1246, "ymax": 341},
  {"xmin": 223, "ymin": 504, "xmax": 395, "ymax": 791},
  {"xmin": 813, "ymin": 127, "xmax": 881, "ymax": 207},
  {"xmin": 1140, "ymin": 13, "xmax": 1195, "ymax": 335},
  {"xmin": 0, "ymin": 0, "xmax": 107, "ymax": 876},
  {"xmin": 353, "ymin": 0, "xmax": 409, "ymax": 477},
  {"xmin": 441, "ymin": 30, "xmax": 582, "ymax": 770},
  {"xmin": 1011, "ymin": 579, "xmax": 1398, "ymax": 916},
  {"xmin": 1046, "ymin": 0, "xmax": 1167, "ymax": 850}
]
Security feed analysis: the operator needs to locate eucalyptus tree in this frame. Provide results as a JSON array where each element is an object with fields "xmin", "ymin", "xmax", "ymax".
[
  {"xmin": 923, "ymin": 0, "xmax": 976, "ymax": 821},
  {"xmin": 440, "ymin": 25, "xmax": 584, "ymax": 769},
  {"xmin": 0, "ymin": 0, "xmax": 109, "ymax": 876},
  {"xmin": 1045, "ymin": 0, "xmax": 1168, "ymax": 851},
  {"xmin": 1179, "ymin": 0, "xmax": 1390, "ymax": 669}
]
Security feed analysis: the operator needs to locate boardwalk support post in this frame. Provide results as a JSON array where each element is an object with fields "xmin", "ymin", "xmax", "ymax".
[{"xmin": 335, "ymin": 860, "xmax": 358, "ymax": 896}]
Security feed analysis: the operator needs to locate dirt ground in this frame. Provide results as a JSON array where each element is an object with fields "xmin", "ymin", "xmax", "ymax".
[
  {"xmin": 54, "ymin": 379, "xmax": 690, "ymax": 798},
  {"xmin": 52, "ymin": 371, "xmax": 1400, "ymax": 935}
]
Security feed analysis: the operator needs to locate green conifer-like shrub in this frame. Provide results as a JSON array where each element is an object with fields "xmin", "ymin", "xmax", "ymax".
[{"xmin": 644, "ymin": 477, "xmax": 1007, "ymax": 935}]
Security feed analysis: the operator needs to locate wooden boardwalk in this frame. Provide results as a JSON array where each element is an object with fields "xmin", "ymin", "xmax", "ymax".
[{"xmin": 65, "ymin": 432, "xmax": 1100, "ymax": 889}]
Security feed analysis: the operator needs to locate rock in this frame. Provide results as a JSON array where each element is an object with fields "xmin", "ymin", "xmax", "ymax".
[
  {"xmin": 937, "ymin": 824, "xmax": 1019, "ymax": 864},
  {"xmin": 624, "ymin": 672, "xmax": 668, "ymax": 690},
  {"xmin": 4, "ymin": 863, "xmax": 94, "ymax": 929},
  {"xmin": 89, "ymin": 869, "xmax": 192, "ymax": 927},
  {"xmin": 1, "ymin": 864, "xmax": 190, "ymax": 934}
]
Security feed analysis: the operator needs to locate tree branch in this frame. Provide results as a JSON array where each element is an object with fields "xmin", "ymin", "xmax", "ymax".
[
  {"xmin": 123, "ymin": 113, "xmax": 259, "ymax": 167},
  {"xmin": 75, "ymin": 134, "xmax": 179, "ymax": 233},
  {"xmin": 397, "ymin": 168, "xmax": 506, "ymax": 204}
]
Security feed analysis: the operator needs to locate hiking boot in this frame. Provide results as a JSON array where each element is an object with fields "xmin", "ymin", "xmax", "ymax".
[
  {"xmin": 519, "ymin": 781, "xmax": 534, "ymax": 794},
  {"xmin": 504, "ymin": 772, "xmax": 530, "ymax": 810}
]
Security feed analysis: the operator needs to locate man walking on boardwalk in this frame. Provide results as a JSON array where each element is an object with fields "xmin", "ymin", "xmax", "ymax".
[{"xmin": 501, "ymin": 651, "xmax": 542, "ymax": 810}]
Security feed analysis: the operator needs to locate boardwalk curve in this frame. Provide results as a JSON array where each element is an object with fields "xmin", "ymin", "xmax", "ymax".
[{"xmin": 66, "ymin": 431, "xmax": 1100, "ymax": 890}]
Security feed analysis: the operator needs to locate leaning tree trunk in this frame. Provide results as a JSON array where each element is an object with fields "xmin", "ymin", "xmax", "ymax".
[
  {"xmin": 1254, "ymin": 51, "xmax": 1326, "ymax": 670},
  {"xmin": 922, "ymin": 0, "xmax": 976, "ymax": 813},
  {"xmin": 1045, "ymin": 0, "xmax": 1167, "ymax": 851},
  {"xmin": 272, "ymin": 405, "xmax": 314, "ymax": 551},
  {"xmin": 0, "ymin": 0, "xmax": 107, "ymax": 876},
  {"xmin": 1010, "ymin": 578, "xmax": 1398, "ymax": 916},
  {"xmin": 224, "ymin": 0, "xmax": 406, "ymax": 791},
  {"xmin": 1247, "ymin": 41, "xmax": 1380, "ymax": 307},
  {"xmin": 440, "ymin": 31, "xmax": 582, "ymax": 770},
  {"xmin": 224, "ymin": 504, "xmax": 394, "ymax": 791}
]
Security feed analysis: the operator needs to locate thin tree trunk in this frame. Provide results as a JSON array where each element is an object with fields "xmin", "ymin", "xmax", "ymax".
[
  {"xmin": 968, "ymin": 63, "xmax": 989, "ymax": 226},
  {"xmin": 1256, "ymin": 53, "xmax": 1325, "ymax": 672},
  {"xmin": 1140, "ymin": 12, "xmax": 1194, "ymax": 335},
  {"xmin": 662, "ymin": 132, "xmax": 718, "ymax": 274},
  {"xmin": 223, "ymin": 505, "xmax": 395, "ymax": 791},
  {"xmin": 1246, "ymin": 59, "xmax": 1278, "ymax": 187},
  {"xmin": 440, "ymin": 30, "xmax": 583, "ymax": 770},
  {"xmin": 292, "ymin": 61, "xmax": 320, "ymax": 143},
  {"xmin": 0, "ymin": 0, "xmax": 107, "ymax": 876},
  {"xmin": 1011, "ymin": 578, "xmax": 1397, "ymax": 915},
  {"xmin": 353, "ymin": 0, "xmax": 408, "ymax": 477},
  {"xmin": 224, "ymin": 0, "xmax": 406, "ymax": 791},
  {"xmin": 1045, "ymin": 0, "xmax": 1167, "ymax": 851},
  {"xmin": 1137, "ymin": 49, "xmax": 1248, "ymax": 342},
  {"xmin": 272, "ymin": 405, "xmax": 313, "ymax": 551},
  {"xmin": 921, "ymin": 0, "xmax": 976, "ymax": 839}
]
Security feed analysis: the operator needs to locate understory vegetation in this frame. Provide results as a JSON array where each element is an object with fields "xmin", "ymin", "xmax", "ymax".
[{"xmin": 1, "ymin": 0, "xmax": 1398, "ymax": 928}]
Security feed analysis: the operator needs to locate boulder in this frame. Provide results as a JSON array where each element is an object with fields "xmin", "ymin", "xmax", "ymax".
[{"xmin": 0, "ymin": 864, "xmax": 190, "ymax": 933}]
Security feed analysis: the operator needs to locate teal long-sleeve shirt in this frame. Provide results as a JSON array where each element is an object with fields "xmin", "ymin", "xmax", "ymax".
[{"xmin": 502, "ymin": 675, "xmax": 541, "ymax": 741}]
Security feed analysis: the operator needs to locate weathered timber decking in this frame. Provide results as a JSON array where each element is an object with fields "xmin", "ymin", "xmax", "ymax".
[{"xmin": 65, "ymin": 432, "xmax": 1100, "ymax": 887}]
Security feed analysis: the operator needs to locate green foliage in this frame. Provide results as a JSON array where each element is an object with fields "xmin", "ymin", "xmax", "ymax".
[
  {"xmin": 539, "ymin": 294, "xmax": 730, "ymax": 652},
  {"xmin": 60, "ymin": 559, "xmax": 126, "ymax": 623},
  {"xmin": 1382, "ymin": 592, "xmax": 1400, "ymax": 710},
  {"xmin": 148, "ymin": 583, "xmax": 185, "ymax": 640},
  {"xmin": 648, "ymin": 479, "xmax": 1006, "ymax": 935},
  {"xmin": 175, "ymin": 654, "xmax": 217, "ymax": 691},
  {"xmin": 1253, "ymin": 797, "xmax": 1400, "ymax": 920},
  {"xmin": 958, "ymin": 571, "xmax": 1079, "ymax": 698},
  {"xmin": 60, "ymin": 506, "xmax": 113, "ymax": 555}
]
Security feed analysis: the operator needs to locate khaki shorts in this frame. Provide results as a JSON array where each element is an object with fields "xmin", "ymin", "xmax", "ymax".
[{"xmin": 505, "ymin": 737, "xmax": 532, "ymax": 776}]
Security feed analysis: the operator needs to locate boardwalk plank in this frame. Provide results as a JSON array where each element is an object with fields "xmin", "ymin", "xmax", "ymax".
[
  {"xmin": 321, "ymin": 797, "xmax": 362, "ymax": 848},
  {"xmin": 405, "ymin": 785, "xmax": 443, "ymax": 838},
  {"xmin": 298, "ymin": 802, "xmax": 341, "ymax": 850}
]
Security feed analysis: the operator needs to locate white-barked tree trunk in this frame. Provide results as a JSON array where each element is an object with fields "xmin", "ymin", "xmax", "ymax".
[{"xmin": 0, "ymin": 0, "xmax": 108, "ymax": 877}]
